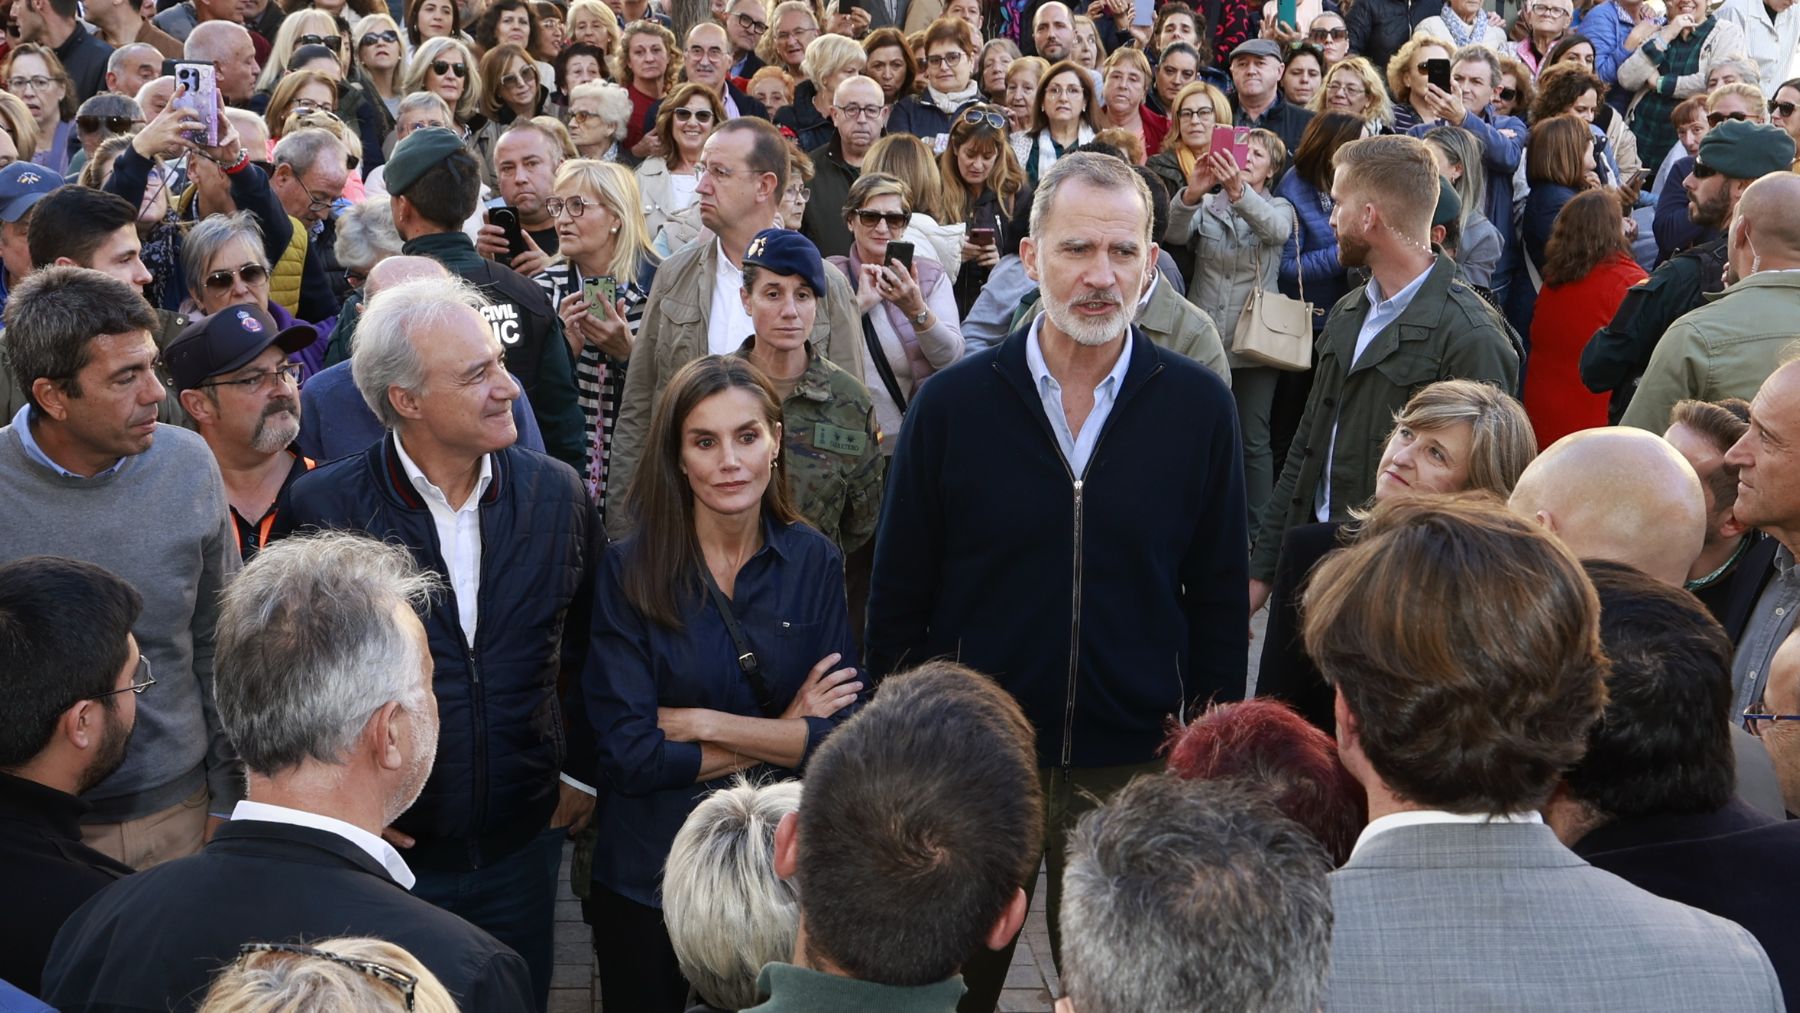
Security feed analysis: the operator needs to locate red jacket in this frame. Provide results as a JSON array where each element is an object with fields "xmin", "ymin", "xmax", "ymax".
[{"xmin": 1525, "ymin": 252, "xmax": 1647, "ymax": 448}]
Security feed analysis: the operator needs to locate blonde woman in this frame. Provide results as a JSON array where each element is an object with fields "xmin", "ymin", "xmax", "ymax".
[
  {"xmin": 198, "ymin": 939, "xmax": 458, "ymax": 1013},
  {"xmin": 354, "ymin": 14, "xmax": 407, "ymax": 116},
  {"xmin": 1385, "ymin": 34, "xmax": 1453, "ymax": 133},
  {"xmin": 772, "ymin": 32, "xmax": 866, "ymax": 152},
  {"xmin": 401, "ymin": 36, "xmax": 482, "ymax": 129},
  {"xmin": 1145, "ymin": 79, "xmax": 1231, "ymax": 229},
  {"xmin": 256, "ymin": 9, "xmax": 346, "ymax": 94},
  {"xmin": 532, "ymin": 158, "xmax": 662, "ymax": 515},
  {"xmin": 1308, "ymin": 55, "xmax": 1392, "ymax": 134},
  {"xmin": 567, "ymin": 0, "xmax": 621, "ymax": 50}
]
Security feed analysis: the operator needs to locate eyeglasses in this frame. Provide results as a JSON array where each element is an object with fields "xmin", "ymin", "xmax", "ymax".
[
  {"xmin": 1176, "ymin": 105, "xmax": 1218, "ymax": 120},
  {"xmin": 1045, "ymin": 83, "xmax": 1085, "ymax": 98},
  {"xmin": 201, "ymin": 263, "xmax": 270, "ymax": 291},
  {"xmin": 1308, "ymin": 27, "xmax": 1347, "ymax": 41},
  {"xmin": 360, "ymin": 29, "xmax": 401, "ymax": 46},
  {"xmin": 1324, "ymin": 80, "xmax": 1366, "ymax": 97},
  {"xmin": 784, "ymin": 184, "xmax": 810, "ymax": 202},
  {"xmin": 1498, "ymin": 86, "xmax": 1518, "ymax": 101},
  {"xmin": 198, "ymin": 361, "xmax": 302, "ymax": 393},
  {"xmin": 834, "ymin": 102, "xmax": 883, "ymax": 120},
  {"xmin": 694, "ymin": 160, "xmax": 737, "ymax": 180},
  {"xmin": 237, "ymin": 943, "xmax": 417, "ymax": 1011},
  {"xmin": 1743, "ymin": 708, "xmax": 1800, "ymax": 736},
  {"xmin": 851, "ymin": 208, "xmax": 909, "ymax": 229},
  {"xmin": 1772, "ymin": 99, "xmax": 1798, "ymax": 117},
  {"xmin": 1528, "ymin": 3, "xmax": 1570, "ymax": 15},
  {"xmin": 93, "ymin": 657, "xmax": 156, "ymax": 699},
  {"xmin": 959, "ymin": 105, "xmax": 1008, "ymax": 130},
  {"xmin": 430, "ymin": 59, "xmax": 469, "ymax": 78},
  {"xmin": 924, "ymin": 51, "xmax": 965, "ymax": 69},
  {"xmin": 78, "ymin": 114, "xmax": 141, "ymax": 134},
  {"xmin": 672, "ymin": 106, "xmax": 715, "ymax": 123},
  {"xmin": 500, "ymin": 67, "xmax": 539, "ymax": 89},
  {"xmin": 734, "ymin": 11, "xmax": 768, "ymax": 34},
  {"xmin": 298, "ymin": 33, "xmax": 343, "ymax": 52},
  {"xmin": 1707, "ymin": 110, "xmax": 1750, "ymax": 126},
  {"xmin": 545, "ymin": 194, "xmax": 596, "ymax": 217},
  {"xmin": 6, "ymin": 75, "xmax": 54, "ymax": 92},
  {"xmin": 774, "ymin": 26, "xmax": 817, "ymax": 44},
  {"xmin": 569, "ymin": 108, "xmax": 603, "ymax": 124},
  {"xmin": 290, "ymin": 97, "xmax": 330, "ymax": 115}
]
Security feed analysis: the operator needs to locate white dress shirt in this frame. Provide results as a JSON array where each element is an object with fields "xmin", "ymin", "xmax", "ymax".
[
  {"xmin": 231, "ymin": 799, "xmax": 416, "ymax": 889},
  {"xmin": 1350, "ymin": 808, "xmax": 1544, "ymax": 861},
  {"xmin": 394, "ymin": 437, "xmax": 491, "ymax": 646},
  {"xmin": 1315, "ymin": 262, "xmax": 1435, "ymax": 522},
  {"xmin": 1025, "ymin": 315, "xmax": 1133, "ymax": 478},
  {"xmin": 707, "ymin": 239, "xmax": 757, "ymax": 355}
]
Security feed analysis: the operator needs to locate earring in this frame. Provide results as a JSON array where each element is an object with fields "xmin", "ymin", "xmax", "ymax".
[{"xmin": 610, "ymin": 225, "xmax": 619, "ymax": 234}]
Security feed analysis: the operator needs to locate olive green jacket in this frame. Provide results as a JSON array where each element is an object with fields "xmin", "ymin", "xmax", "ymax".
[
  {"xmin": 733, "ymin": 338, "xmax": 886, "ymax": 552},
  {"xmin": 1620, "ymin": 271, "xmax": 1800, "ymax": 432},
  {"xmin": 1250, "ymin": 253, "xmax": 1521, "ymax": 581}
]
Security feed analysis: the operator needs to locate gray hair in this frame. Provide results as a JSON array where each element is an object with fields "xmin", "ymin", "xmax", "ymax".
[
  {"xmin": 214, "ymin": 532, "xmax": 443, "ymax": 775},
  {"xmin": 334, "ymin": 199, "xmax": 404, "ymax": 273},
  {"xmin": 1709, "ymin": 55, "xmax": 1762, "ymax": 86},
  {"xmin": 664, "ymin": 778, "xmax": 803, "ymax": 1011},
  {"xmin": 182, "ymin": 211, "xmax": 268, "ymax": 302},
  {"xmin": 273, "ymin": 126, "xmax": 349, "ymax": 177},
  {"xmin": 394, "ymin": 89, "xmax": 454, "ymax": 125},
  {"xmin": 105, "ymin": 42, "xmax": 160, "ymax": 78},
  {"xmin": 1059, "ymin": 775, "xmax": 1334, "ymax": 1013},
  {"xmin": 1029, "ymin": 151, "xmax": 1154, "ymax": 252},
  {"xmin": 1450, "ymin": 44, "xmax": 1502, "ymax": 88},
  {"xmin": 197, "ymin": 936, "xmax": 459, "ymax": 1013},
  {"xmin": 352, "ymin": 274, "xmax": 491, "ymax": 428},
  {"xmin": 570, "ymin": 80, "xmax": 633, "ymax": 140}
]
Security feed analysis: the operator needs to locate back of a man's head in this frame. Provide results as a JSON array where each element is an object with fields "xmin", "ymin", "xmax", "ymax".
[
  {"xmin": 401, "ymin": 147, "xmax": 483, "ymax": 231},
  {"xmin": 1059, "ymin": 776, "xmax": 1333, "ymax": 1013},
  {"xmin": 1508, "ymin": 427, "xmax": 1707, "ymax": 586},
  {"xmin": 1303, "ymin": 495, "xmax": 1611, "ymax": 814},
  {"xmin": 790, "ymin": 661, "xmax": 1042, "ymax": 986},
  {"xmin": 1561, "ymin": 560, "xmax": 1735, "ymax": 825}
]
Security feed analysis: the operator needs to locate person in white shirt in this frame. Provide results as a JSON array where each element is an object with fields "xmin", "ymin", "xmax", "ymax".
[{"xmin": 1716, "ymin": 0, "xmax": 1800, "ymax": 97}]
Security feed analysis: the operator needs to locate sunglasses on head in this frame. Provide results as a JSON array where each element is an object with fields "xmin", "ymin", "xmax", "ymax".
[
  {"xmin": 431, "ymin": 59, "xmax": 469, "ymax": 78},
  {"xmin": 360, "ymin": 29, "xmax": 400, "ymax": 46},
  {"xmin": 202, "ymin": 263, "xmax": 270, "ymax": 291},
  {"xmin": 78, "ymin": 114, "xmax": 139, "ymax": 133},
  {"xmin": 299, "ymin": 33, "xmax": 343, "ymax": 52},
  {"xmin": 959, "ymin": 105, "xmax": 1008, "ymax": 130},
  {"xmin": 1771, "ymin": 99, "xmax": 1797, "ymax": 117},
  {"xmin": 1707, "ymin": 110, "xmax": 1750, "ymax": 126}
]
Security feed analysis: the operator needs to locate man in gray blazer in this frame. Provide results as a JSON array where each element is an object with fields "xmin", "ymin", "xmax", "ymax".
[{"xmin": 1304, "ymin": 495, "xmax": 1784, "ymax": 1012}]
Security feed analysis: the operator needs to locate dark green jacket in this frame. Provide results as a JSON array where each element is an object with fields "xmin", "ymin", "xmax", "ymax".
[
  {"xmin": 1250, "ymin": 253, "xmax": 1521, "ymax": 580},
  {"xmin": 743, "ymin": 964, "xmax": 966, "ymax": 1013},
  {"xmin": 1580, "ymin": 236, "xmax": 1727, "ymax": 422},
  {"xmin": 733, "ymin": 338, "xmax": 886, "ymax": 552}
]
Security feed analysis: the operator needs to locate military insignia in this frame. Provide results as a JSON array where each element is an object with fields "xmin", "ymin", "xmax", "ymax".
[
  {"xmin": 747, "ymin": 235, "xmax": 768, "ymax": 258},
  {"xmin": 237, "ymin": 309, "xmax": 263, "ymax": 332},
  {"xmin": 16, "ymin": 172, "xmax": 38, "ymax": 184},
  {"xmin": 813, "ymin": 423, "xmax": 867, "ymax": 456}
]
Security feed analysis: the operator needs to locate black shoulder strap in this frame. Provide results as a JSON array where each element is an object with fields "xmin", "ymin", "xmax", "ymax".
[
  {"xmin": 847, "ymin": 271, "xmax": 909, "ymax": 415},
  {"xmin": 698, "ymin": 566, "xmax": 782, "ymax": 718}
]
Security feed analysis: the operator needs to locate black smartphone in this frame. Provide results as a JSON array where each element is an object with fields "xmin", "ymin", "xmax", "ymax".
[
  {"xmin": 884, "ymin": 240, "xmax": 915, "ymax": 272},
  {"xmin": 1425, "ymin": 58, "xmax": 1452, "ymax": 95},
  {"xmin": 487, "ymin": 206, "xmax": 527, "ymax": 260}
]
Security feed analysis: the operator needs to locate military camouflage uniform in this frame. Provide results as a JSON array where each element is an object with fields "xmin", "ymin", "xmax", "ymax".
[{"xmin": 734, "ymin": 337, "xmax": 886, "ymax": 553}]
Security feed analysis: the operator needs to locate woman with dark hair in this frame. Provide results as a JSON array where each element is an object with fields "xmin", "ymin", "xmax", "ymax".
[
  {"xmin": 474, "ymin": 0, "xmax": 536, "ymax": 55},
  {"xmin": 1008, "ymin": 59, "xmax": 1097, "ymax": 185},
  {"xmin": 1164, "ymin": 698, "xmax": 1367, "ymax": 866},
  {"xmin": 405, "ymin": 0, "xmax": 462, "ymax": 46},
  {"xmin": 888, "ymin": 17, "xmax": 981, "ymax": 150},
  {"xmin": 584, "ymin": 354, "xmax": 860, "ymax": 1013},
  {"xmin": 863, "ymin": 27, "xmax": 918, "ymax": 105},
  {"xmin": 1526, "ymin": 188, "xmax": 1645, "ymax": 447},
  {"xmin": 1522, "ymin": 112, "xmax": 1604, "ymax": 273},
  {"xmin": 1545, "ymin": 32, "xmax": 1596, "ymax": 72},
  {"xmin": 472, "ymin": 42, "xmax": 550, "ymax": 183},
  {"xmin": 1274, "ymin": 110, "xmax": 1362, "ymax": 333},
  {"xmin": 1535, "ymin": 57, "xmax": 1636, "ymax": 186},
  {"xmin": 1280, "ymin": 42, "xmax": 1324, "ymax": 107},
  {"xmin": 549, "ymin": 42, "xmax": 609, "ymax": 119},
  {"xmin": 635, "ymin": 82, "xmax": 723, "ymax": 243},
  {"xmin": 1255, "ymin": 380, "xmax": 1538, "ymax": 733}
]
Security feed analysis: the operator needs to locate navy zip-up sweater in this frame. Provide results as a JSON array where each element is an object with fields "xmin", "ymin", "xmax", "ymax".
[{"xmin": 865, "ymin": 325, "xmax": 1249, "ymax": 769}]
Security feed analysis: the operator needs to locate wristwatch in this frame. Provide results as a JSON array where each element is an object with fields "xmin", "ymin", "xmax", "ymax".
[{"xmin": 911, "ymin": 308, "xmax": 929, "ymax": 326}]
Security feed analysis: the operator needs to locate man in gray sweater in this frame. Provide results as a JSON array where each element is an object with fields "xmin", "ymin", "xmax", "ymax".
[{"xmin": 0, "ymin": 266, "xmax": 241, "ymax": 869}]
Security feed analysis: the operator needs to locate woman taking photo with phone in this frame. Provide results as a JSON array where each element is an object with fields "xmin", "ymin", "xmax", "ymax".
[
  {"xmin": 939, "ymin": 103, "xmax": 1029, "ymax": 317},
  {"xmin": 830, "ymin": 173, "xmax": 962, "ymax": 452},
  {"xmin": 532, "ymin": 159, "xmax": 662, "ymax": 522},
  {"xmin": 584, "ymin": 353, "xmax": 860, "ymax": 1013}
]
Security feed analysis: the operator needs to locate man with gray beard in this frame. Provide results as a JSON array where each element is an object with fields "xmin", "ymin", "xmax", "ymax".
[
  {"xmin": 165, "ymin": 303, "xmax": 317, "ymax": 561},
  {"xmin": 866, "ymin": 150, "xmax": 1247, "ymax": 1013}
]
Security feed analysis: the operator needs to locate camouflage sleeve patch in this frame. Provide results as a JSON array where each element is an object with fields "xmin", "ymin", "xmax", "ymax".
[{"xmin": 813, "ymin": 423, "xmax": 868, "ymax": 456}]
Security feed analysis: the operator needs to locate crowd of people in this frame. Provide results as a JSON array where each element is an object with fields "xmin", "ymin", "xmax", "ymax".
[{"xmin": 4, "ymin": 0, "xmax": 1800, "ymax": 1009}]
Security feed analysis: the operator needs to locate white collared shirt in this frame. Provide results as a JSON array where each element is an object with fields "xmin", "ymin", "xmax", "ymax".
[
  {"xmin": 1025, "ymin": 314, "xmax": 1132, "ymax": 479},
  {"xmin": 394, "ymin": 437, "xmax": 491, "ymax": 645},
  {"xmin": 231, "ymin": 799, "xmax": 416, "ymax": 889},
  {"xmin": 1349, "ymin": 808, "xmax": 1544, "ymax": 861},
  {"xmin": 1315, "ymin": 262, "xmax": 1436, "ymax": 522},
  {"xmin": 708, "ymin": 239, "xmax": 757, "ymax": 355}
]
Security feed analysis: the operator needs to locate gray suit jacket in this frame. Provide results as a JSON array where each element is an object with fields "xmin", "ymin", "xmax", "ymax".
[{"xmin": 1326, "ymin": 822, "xmax": 1783, "ymax": 1011}]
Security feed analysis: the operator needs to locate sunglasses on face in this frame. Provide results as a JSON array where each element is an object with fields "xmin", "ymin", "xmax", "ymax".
[
  {"xmin": 1308, "ymin": 27, "xmax": 1347, "ymax": 41},
  {"xmin": 1691, "ymin": 161, "xmax": 1720, "ymax": 179},
  {"xmin": 360, "ymin": 29, "xmax": 400, "ymax": 46},
  {"xmin": 1771, "ymin": 99, "xmax": 1797, "ymax": 117},
  {"xmin": 431, "ymin": 59, "xmax": 469, "ymax": 78},
  {"xmin": 850, "ymin": 208, "xmax": 909, "ymax": 229},
  {"xmin": 735, "ymin": 11, "xmax": 768, "ymax": 34},
  {"xmin": 299, "ymin": 33, "xmax": 343, "ymax": 52},
  {"xmin": 500, "ymin": 66, "xmax": 539, "ymax": 89},
  {"xmin": 202, "ymin": 263, "xmax": 270, "ymax": 291},
  {"xmin": 959, "ymin": 105, "xmax": 1008, "ymax": 130},
  {"xmin": 1707, "ymin": 110, "xmax": 1750, "ymax": 126},
  {"xmin": 672, "ymin": 106, "xmax": 714, "ymax": 123},
  {"xmin": 78, "ymin": 114, "xmax": 141, "ymax": 133},
  {"xmin": 1498, "ymin": 86, "xmax": 1517, "ymax": 101}
]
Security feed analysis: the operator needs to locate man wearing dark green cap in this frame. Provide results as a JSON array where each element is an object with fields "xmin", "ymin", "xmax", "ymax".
[
  {"xmin": 1583, "ymin": 119, "xmax": 1797, "ymax": 423},
  {"xmin": 375, "ymin": 127, "xmax": 585, "ymax": 470},
  {"xmin": 1623, "ymin": 171, "xmax": 1800, "ymax": 430}
]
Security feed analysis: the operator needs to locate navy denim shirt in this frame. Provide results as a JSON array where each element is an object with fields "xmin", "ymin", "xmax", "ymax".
[{"xmin": 583, "ymin": 517, "xmax": 856, "ymax": 906}]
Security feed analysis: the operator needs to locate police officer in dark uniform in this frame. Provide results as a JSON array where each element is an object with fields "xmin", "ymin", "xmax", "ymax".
[
  {"xmin": 357, "ymin": 127, "xmax": 587, "ymax": 471},
  {"xmin": 1581, "ymin": 121, "xmax": 1797, "ymax": 423}
]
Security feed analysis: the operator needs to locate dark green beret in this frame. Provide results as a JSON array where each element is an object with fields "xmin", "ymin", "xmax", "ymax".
[{"xmin": 384, "ymin": 126, "xmax": 468, "ymax": 196}]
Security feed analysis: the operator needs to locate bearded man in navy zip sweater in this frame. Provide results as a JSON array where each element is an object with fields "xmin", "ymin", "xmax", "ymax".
[{"xmin": 865, "ymin": 151, "xmax": 1248, "ymax": 1013}]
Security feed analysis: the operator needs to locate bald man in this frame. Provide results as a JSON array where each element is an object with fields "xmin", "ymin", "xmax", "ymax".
[
  {"xmin": 1509, "ymin": 427, "xmax": 1707, "ymax": 586},
  {"xmin": 1623, "ymin": 174, "xmax": 1800, "ymax": 432},
  {"xmin": 296, "ymin": 254, "xmax": 547, "ymax": 461}
]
